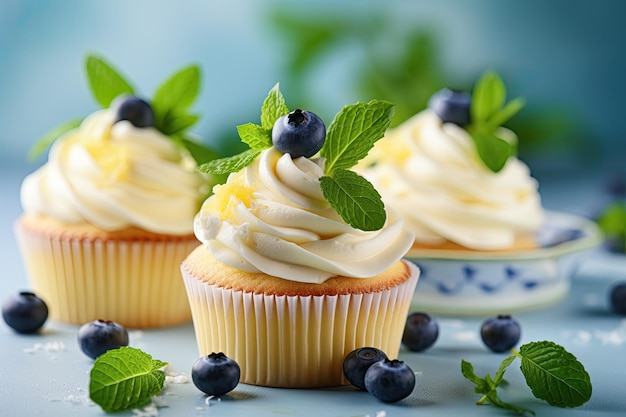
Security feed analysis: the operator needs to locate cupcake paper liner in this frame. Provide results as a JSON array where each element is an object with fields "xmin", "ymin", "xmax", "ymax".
[
  {"xmin": 15, "ymin": 221, "xmax": 198, "ymax": 328},
  {"xmin": 181, "ymin": 260, "xmax": 420, "ymax": 388}
]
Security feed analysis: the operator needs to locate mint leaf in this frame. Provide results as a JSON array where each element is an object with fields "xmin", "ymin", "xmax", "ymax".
[
  {"xmin": 152, "ymin": 64, "xmax": 201, "ymax": 112},
  {"xmin": 27, "ymin": 118, "xmax": 82, "ymax": 160},
  {"xmin": 261, "ymin": 83, "xmax": 289, "ymax": 130},
  {"xmin": 152, "ymin": 65, "xmax": 201, "ymax": 135},
  {"xmin": 85, "ymin": 54, "xmax": 135, "ymax": 108},
  {"xmin": 597, "ymin": 202, "xmax": 626, "ymax": 235},
  {"xmin": 321, "ymin": 100, "xmax": 394, "ymax": 175},
  {"xmin": 489, "ymin": 97, "xmax": 526, "ymax": 128},
  {"xmin": 89, "ymin": 347, "xmax": 167, "ymax": 413},
  {"xmin": 470, "ymin": 131, "xmax": 513, "ymax": 173},
  {"xmin": 466, "ymin": 71, "xmax": 524, "ymax": 173},
  {"xmin": 237, "ymin": 122, "xmax": 272, "ymax": 150},
  {"xmin": 320, "ymin": 169, "xmax": 386, "ymax": 231},
  {"xmin": 471, "ymin": 71, "xmax": 506, "ymax": 123},
  {"xmin": 158, "ymin": 111, "xmax": 200, "ymax": 136},
  {"xmin": 178, "ymin": 136, "xmax": 222, "ymax": 165},
  {"xmin": 518, "ymin": 341, "xmax": 592, "ymax": 408},
  {"xmin": 198, "ymin": 148, "xmax": 261, "ymax": 175}
]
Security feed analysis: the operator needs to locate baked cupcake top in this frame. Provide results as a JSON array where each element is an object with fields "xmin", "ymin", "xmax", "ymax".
[
  {"xmin": 195, "ymin": 85, "xmax": 414, "ymax": 283},
  {"xmin": 20, "ymin": 54, "xmax": 216, "ymax": 236},
  {"xmin": 357, "ymin": 72, "xmax": 544, "ymax": 250}
]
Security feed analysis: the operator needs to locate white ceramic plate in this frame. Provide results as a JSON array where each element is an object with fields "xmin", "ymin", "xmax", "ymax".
[{"xmin": 406, "ymin": 211, "xmax": 603, "ymax": 316}]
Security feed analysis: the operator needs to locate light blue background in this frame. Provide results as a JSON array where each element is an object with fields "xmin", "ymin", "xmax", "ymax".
[{"xmin": 1, "ymin": 0, "xmax": 625, "ymax": 178}]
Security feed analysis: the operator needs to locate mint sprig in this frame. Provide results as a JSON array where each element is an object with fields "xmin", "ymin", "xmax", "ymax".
[
  {"xmin": 28, "ymin": 53, "xmax": 217, "ymax": 164},
  {"xmin": 198, "ymin": 83, "xmax": 284, "ymax": 175},
  {"xmin": 319, "ymin": 100, "xmax": 394, "ymax": 231},
  {"xmin": 89, "ymin": 347, "xmax": 167, "ymax": 413},
  {"xmin": 467, "ymin": 71, "xmax": 525, "ymax": 173},
  {"xmin": 462, "ymin": 341, "xmax": 592, "ymax": 415},
  {"xmin": 197, "ymin": 84, "xmax": 393, "ymax": 231}
]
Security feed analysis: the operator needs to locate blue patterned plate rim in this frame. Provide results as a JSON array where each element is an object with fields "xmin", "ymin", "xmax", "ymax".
[{"xmin": 405, "ymin": 211, "xmax": 603, "ymax": 261}]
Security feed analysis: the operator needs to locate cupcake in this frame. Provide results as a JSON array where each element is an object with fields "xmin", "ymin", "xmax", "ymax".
[
  {"xmin": 181, "ymin": 85, "xmax": 418, "ymax": 388},
  {"xmin": 15, "ymin": 54, "xmax": 217, "ymax": 328},
  {"xmin": 358, "ymin": 71, "xmax": 544, "ymax": 253}
]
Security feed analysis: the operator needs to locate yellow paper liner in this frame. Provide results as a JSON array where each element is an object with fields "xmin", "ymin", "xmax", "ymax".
[
  {"xmin": 15, "ymin": 221, "xmax": 198, "ymax": 328},
  {"xmin": 181, "ymin": 261, "xmax": 420, "ymax": 388}
]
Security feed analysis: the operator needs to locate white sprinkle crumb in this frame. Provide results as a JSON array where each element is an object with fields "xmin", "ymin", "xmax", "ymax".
[
  {"xmin": 195, "ymin": 406, "xmax": 205, "ymax": 411},
  {"xmin": 204, "ymin": 395, "xmax": 215, "ymax": 406},
  {"xmin": 375, "ymin": 411, "xmax": 387, "ymax": 417},
  {"xmin": 151, "ymin": 396, "xmax": 168, "ymax": 408},
  {"xmin": 414, "ymin": 370, "xmax": 423, "ymax": 376},
  {"xmin": 129, "ymin": 330, "xmax": 144, "ymax": 340},
  {"xmin": 573, "ymin": 330, "xmax": 593, "ymax": 344},
  {"xmin": 440, "ymin": 319, "xmax": 464, "ymax": 328},
  {"xmin": 63, "ymin": 394, "xmax": 83, "ymax": 405},
  {"xmin": 566, "ymin": 319, "xmax": 626, "ymax": 346},
  {"xmin": 453, "ymin": 331, "xmax": 477, "ymax": 341},
  {"xmin": 23, "ymin": 341, "xmax": 66, "ymax": 354},
  {"xmin": 132, "ymin": 404, "xmax": 159, "ymax": 417},
  {"xmin": 163, "ymin": 365, "xmax": 189, "ymax": 384}
]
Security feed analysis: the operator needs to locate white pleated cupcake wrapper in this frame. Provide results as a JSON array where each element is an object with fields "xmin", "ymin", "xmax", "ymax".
[
  {"xmin": 182, "ymin": 261, "xmax": 420, "ymax": 388},
  {"xmin": 15, "ymin": 224, "xmax": 198, "ymax": 328}
]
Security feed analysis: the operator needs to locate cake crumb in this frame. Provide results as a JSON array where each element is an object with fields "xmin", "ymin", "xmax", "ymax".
[
  {"xmin": 23, "ymin": 341, "xmax": 66, "ymax": 354},
  {"xmin": 132, "ymin": 404, "xmax": 159, "ymax": 417},
  {"xmin": 452, "ymin": 331, "xmax": 477, "ymax": 341}
]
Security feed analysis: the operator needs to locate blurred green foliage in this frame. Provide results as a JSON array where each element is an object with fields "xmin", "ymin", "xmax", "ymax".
[{"xmin": 265, "ymin": 7, "xmax": 597, "ymax": 166}]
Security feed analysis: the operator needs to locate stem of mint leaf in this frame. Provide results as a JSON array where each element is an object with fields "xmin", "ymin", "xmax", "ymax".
[
  {"xmin": 516, "ymin": 341, "xmax": 592, "ymax": 408},
  {"xmin": 89, "ymin": 346, "xmax": 167, "ymax": 413},
  {"xmin": 85, "ymin": 54, "xmax": 135, "ymax": 108}
]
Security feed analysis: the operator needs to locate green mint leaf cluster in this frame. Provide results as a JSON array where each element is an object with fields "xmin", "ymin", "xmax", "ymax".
[
  {"xmin": 89, "ymin": 346, "xmax": 167, "ymax": 413},
  {"xmin": 462, "ymin": 341, "xmax": 592, "ymax": 415},
  {"xmin": 29, "ymin": 53, "xmax": 216, "ymax": 165},
  {"xmin": 320, "ymin": 100, "xmax": 394, "ymax": 231},
  {"xmin": 198, "ymin": 83, "xmax": 284, "ymax": 174},
  {"xmin": 197, "ymin": 84, "xmax": 393, "ymax": 231},
  {"xmin": 467, "ymin": 71, "xmax": 526, "ymax": 173}
]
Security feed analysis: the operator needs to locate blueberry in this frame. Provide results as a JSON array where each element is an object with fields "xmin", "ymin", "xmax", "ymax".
[
  {"xmin": 609, "ymin": 282, "xmax": 626, "ymax": 315},
  {"xmin": 364, "ymin": 359, "xmax": 415, "ymax": 403},
  {"xmin": 480, "ymin": 315, "xmax": 521, "ymax": 353},
  {"xmin": 271, "ymin": 109, "xmax": 326, "ymax": 158},
  {"xmin": 191, "ymin": 352, "xmax": 240, "ymax": 397},
  {"xmin": 111, "ymin": 95, "xmax": 154, "ymax": 128},
  {"xmin": 343, "ymin": 347, "xmax": 388, "ymax": 391},
  {"xmin": 428, "ymin": 88, "xmax": 471, "ymax": 126},
  {"xmin": 402, "ymin": 312, "xmax": 439, "ymax": 352},
  {"xmin": 77, "ymin": 319, "xmax": 129, "ymax": 359},
  {"xmin": 1, "ymin": 291, "xmax": 48, "ymax": 334}
]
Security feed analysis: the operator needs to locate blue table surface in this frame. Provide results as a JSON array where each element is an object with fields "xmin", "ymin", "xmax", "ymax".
[{"xmin": 1, "ymin": 165, "xmax": 625, "ymax": 417}]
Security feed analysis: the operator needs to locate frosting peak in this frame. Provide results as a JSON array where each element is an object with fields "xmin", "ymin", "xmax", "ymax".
[
  {"xmin": 194, "ymin": 148, "xmax": 414, "ymax": 283},
  {"xmin": 358, "ymin": 110, "xmax": 544, "ymax": 250},
  {"xmin": 20, "ymin": 109, "xmax": 207, "ymax": 235}
]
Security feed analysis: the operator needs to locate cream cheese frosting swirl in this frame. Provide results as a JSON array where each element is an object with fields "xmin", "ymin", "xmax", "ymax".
[
  {"xmin": 21, "ymin": 109, "xmax": 207, "ymax": 235},
  {"xmin": 194, "ymin": 148, "xmax": 414, "ymax": 283},
  {"xmin": 358, "ymin": 110, "xmax": 544, "ymax": 250}
]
